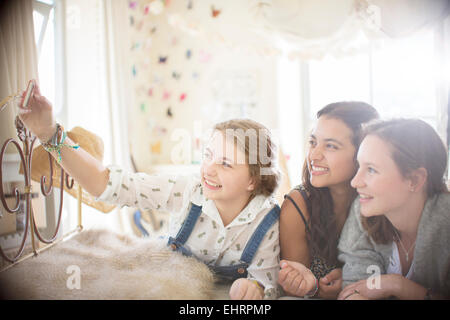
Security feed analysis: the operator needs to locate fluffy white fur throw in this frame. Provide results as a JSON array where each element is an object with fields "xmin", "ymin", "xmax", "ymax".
[{"xmin": 0, "ymin": 229, "xmax": 216, "ymax": 299}]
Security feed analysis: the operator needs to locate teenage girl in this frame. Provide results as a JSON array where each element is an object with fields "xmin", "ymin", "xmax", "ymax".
[
  {"xmin": 19, "ymin": 82, "xmax": 282, "ymax": 299},
  {"xmin": 338, "ymin": 119, "xmax": 450, "ymax": 300},
  {"xmin": 278, "ymin": 102, "xmax": 379, "ymax": 299}
]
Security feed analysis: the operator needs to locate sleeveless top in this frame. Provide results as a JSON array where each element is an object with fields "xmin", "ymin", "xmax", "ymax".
[{"xmin": 284, "ymin": 185, "xmax": 336, "ymax": 280}]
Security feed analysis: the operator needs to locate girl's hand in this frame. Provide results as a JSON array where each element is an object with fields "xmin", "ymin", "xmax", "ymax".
[
  {"xmin": 341, "ymin": 292, "xmax": 369, "ymax": 300},
  {"xmin": 338, "ymin": 274, "xmax": 401, "ymax": 300},
  {"xmin": 318, "ymin": 268, "xmax": 343, "ymax": 299},
  {"xmin": 18, "ymin": 80, "xmax": 56, "ymax": 142},
  {"xmin": 229, "ymin": 278, "xmax": 264, "ymax": 300},
  {"xmin": 278, "ymin": 260, "xmax": 317, "ymax": 297}
]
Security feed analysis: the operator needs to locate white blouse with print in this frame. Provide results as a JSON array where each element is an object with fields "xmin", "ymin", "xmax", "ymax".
[{"xmin": 96, "ymin": 165, "xmax": 281, "ymax": 298}]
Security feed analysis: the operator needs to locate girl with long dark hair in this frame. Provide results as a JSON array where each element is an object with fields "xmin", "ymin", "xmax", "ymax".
[{"xmin": 278, "ymin": 102, "xmax": 379, "ymax": 299}]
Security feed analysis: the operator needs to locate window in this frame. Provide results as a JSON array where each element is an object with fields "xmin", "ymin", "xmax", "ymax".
[
  {"xmin": 32, "ymin": 0, "xmax": 67, "ymax": 237},
  {"xmin": 308, "ymin": 28, "xmax": 441, "ymax": 130},
  {"xmin": 371, "ymin": 30, "xmax": 438, "ymax": 129},
  {"xmin": 278, "ymin": 27, "xmax": 448, "ymax": 185},
  {"xmin": 309, "ymin": 53, "xmax": 371, "ymax": 119},
  {"xmin": 33, "ymin": 0, "xmax": 60, "ymax": 112}
]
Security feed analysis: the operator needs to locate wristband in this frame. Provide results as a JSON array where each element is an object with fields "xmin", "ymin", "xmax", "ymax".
[
  {"xmin": 251, "ymin": 280, "xmax": 264, "ymax": 291},
  {"xmin": 41, "ymin": 123, "xmax": 79, "ymax": 163},
  {"xmin": 304, "ymin": 277, "xmax": 319, "ymax": 298}
]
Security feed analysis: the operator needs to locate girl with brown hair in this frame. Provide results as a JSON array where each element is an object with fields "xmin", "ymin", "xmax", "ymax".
[
  {"xmin": 338, "ymin": 119, "xmax": 450, "ymax": 300},
  {"xmin": 18, "ymin": 82, "xmax": 283, "ymax": 299},
  {"xmin": 278, "ymin": 102, "xmax": 379, "ymax": 299}
]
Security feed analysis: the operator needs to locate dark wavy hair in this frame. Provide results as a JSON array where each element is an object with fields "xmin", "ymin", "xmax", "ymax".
[
  {"xmin": 301, "ymin": 101, "xmax": 379, "ymax": 265},
  {"xmin": 360, "ymin": 118, "xmax": 449, "ymax": 244}
]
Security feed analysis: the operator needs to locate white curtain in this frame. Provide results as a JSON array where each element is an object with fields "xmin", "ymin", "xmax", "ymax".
[
  {"xmin": 436, "ymin": 14, "xmax": 450, "ymax": 148},
  {"xmin": 104, "ymin": 0, "xmax": 136, "ymax": 234},
  {"xmin": 61, "ymin": 0, "xmax": 134, "ymax": 234},
  {"xmin": 0, "ymin": 0, "xmax": 135, "ymax": 234},
  {"xmin": 370, "ymin": 0, "xmax": 450, "ymax": 37},
  {"xmin": 250, "ymin": 0, "xmax": 450, "ymax": 59},
  {"xmin": 0, "ymin": 0, "xmax": 39, "ymax": 151},
  {"xmin": 104, "ymin": 0, "xmax": 135, "ymax": 172}
]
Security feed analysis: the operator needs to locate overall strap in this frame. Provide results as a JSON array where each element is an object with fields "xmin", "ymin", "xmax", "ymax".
[
  {"xmin": 240, "ymin": 204, "xmax": 281, "ymax": 264},
  {"xmin": 173, "ymin": 203, "xmax": 202, "ymax": 245},
  {"xmin": 284, "ymin": 189, "xmax": 311, "ymax": 234}
]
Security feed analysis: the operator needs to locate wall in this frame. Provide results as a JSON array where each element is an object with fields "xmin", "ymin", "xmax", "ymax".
[{"xmin": 125, "ymin": 0, "xmax": 280, "ymax": 171}]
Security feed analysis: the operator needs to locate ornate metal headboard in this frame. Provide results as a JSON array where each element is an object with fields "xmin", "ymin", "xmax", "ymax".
[{"xmin": 0, "ymin": 115, "xmax": 83, "ymax": 272}]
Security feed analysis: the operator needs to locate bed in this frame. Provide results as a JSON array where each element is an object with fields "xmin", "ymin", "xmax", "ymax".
[{"xmin": 0, "ymin": 117, "xmax": 230, "ymax": 300}]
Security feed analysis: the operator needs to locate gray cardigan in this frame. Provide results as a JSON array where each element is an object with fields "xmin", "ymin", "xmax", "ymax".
[{"xmin": 338, "ymin": 193, "xmax": 450, "ymax": 298}]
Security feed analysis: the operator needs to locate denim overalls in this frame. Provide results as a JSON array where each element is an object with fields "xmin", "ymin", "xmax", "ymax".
[{"xmin": 167, "ymin": 202, "xmax": 280, "ymax": 282}]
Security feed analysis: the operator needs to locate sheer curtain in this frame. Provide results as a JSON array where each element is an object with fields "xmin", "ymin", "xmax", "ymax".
[
  {"xmin": 0, "ymin": 0, "xmax": 39, "ymax": 150},
  {"xmin": 61, "ymin": 0, "xmax": 134, "ymax": 234},
  {"xmin": 271, "ymin": 0, "xmax": 450, "ymax": 185}
]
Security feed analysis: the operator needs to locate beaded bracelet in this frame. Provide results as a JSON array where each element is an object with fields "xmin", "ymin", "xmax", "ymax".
[
  {"xmin": 41, "ymin": 123, "xmax": 79, "ymax": 163},
  {"xmin": 250, "ymin": 279, "xmax": 264, "ymax": 291},
  {"xmin": 304, "ymin": 277, "xmax": 319, "ymax": 298}
]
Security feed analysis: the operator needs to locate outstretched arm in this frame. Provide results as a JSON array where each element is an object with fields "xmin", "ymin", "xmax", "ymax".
[{"xmin": 18, "ymin": 81, "xmax": 109, "ymax": 197}]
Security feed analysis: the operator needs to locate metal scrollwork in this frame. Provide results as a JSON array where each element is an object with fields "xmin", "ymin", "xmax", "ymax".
[{"xmin": 0, "ymin": 116, "xmax": 71, "ymax": 264}]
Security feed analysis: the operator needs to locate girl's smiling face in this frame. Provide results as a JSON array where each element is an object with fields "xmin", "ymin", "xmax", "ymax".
[
  {"xmin": 307, "ymin": 116, "xmax": 357, "ymax": 189},
  {"xmin": 351, "ymin": 135, "xmax": 413, "ymax": 218},
  {"xmin": 200, "ymin": 130, "xmax": 255, "ymax": 204}
]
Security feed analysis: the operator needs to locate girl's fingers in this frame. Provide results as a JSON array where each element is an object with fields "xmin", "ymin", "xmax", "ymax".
[
  {"xmin": 291, "ymin": 276, "xmax": 302, "ymax": 292},
  {"xmin": 281, "ymin": 273, "xmax": 295, "ymax": 291},
  {"xmin": 320, "ymin": 277, "xmax": 329, "ymax": 285},
  {"xmin": 278, "ymin": 265, "xmax": 291, "ymax": 282},
  {"xmin": 239, "ymin": 280, "xmax": 250, "ymax": 300},
  {"xmin": 280, "ymin": 260, "xmax": 290, "ymax": 270},
  {"xmin": 18, "ymin": 108, "xmax": 32, "ymax": 116},
  {"xmin": 229, "ymin": 279, "xmax": 242, "ymax": 299},
  {"xmin": 279, "ymin": 272, "xmax": 296, "ymax": 294},
  {"xmin": 241, "ymin": 280, "xmax": 263, "ymax": 300},
  {"xmin": 337, "ymin": 289, "xmax": 349, "ymax": 300},
  {"xmin": 338, "ymin": 284, "xmax": 359, "ymax": 300},
  {"xmin": 277, "ymin": 270, "xmax": 289, "ymax": 286},
  {"xmin": 340, "ymin": 285, "xmax": 356, "ymax": 297},
  {"xmin": 33, "ymin": 80, "xmax": 41, "ymax": 95},
  {"xmin": 296, "ymin": 279, "xmax": 307, "ymax": 296},
  {"xmin": 292, "ymin": 274, "xmax": 307, "ymax": 296},
  {"xmin": 245, "ymin": 286, "xmax": 260, "ymax": 300},
  {"xmin": 293, "ymin": 279, "xmax": 302, "ymax": 296},
  {"xmin": 287, "ymin": 280, "xmax": 300, "ymax": 296},
  {"xmin": 286, "ymin": 268, "xmax": 303, "ymax": 289},
  {"xmin": 278, "ymin": 266, "xmax": 295, "ymax": 285},
  {"xmin": 333, "ymin": 278, "xmax": 343, "ymax": 288},
  {"xmin": 247, "ymin": 286, "xmax": 257, "ymax": 300},
  {"xmin": 342, "ymin": 282, "xmax": 357, "ymax": 291},
  {"xmin": 326, "ymin": 268, "xmax": 342, "ymax": 282}
]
